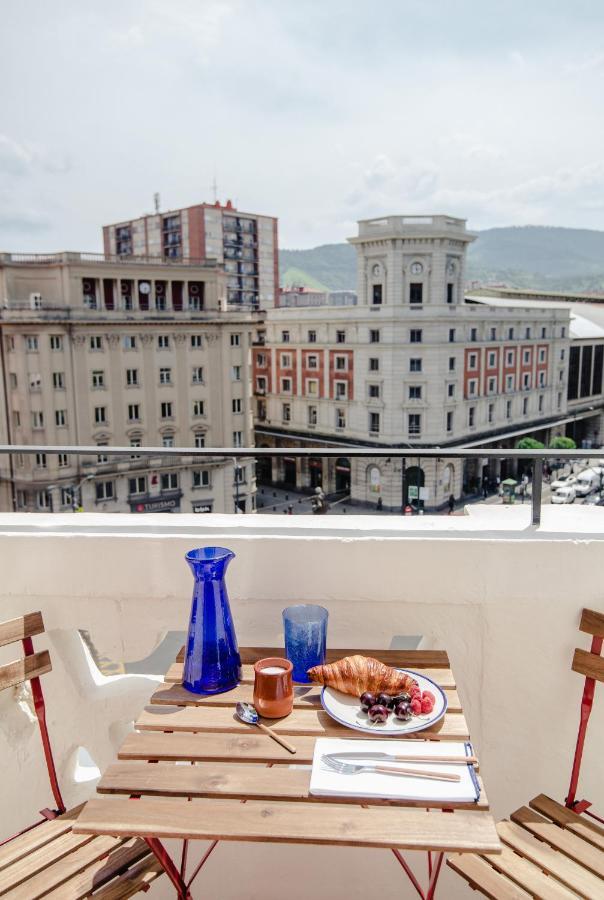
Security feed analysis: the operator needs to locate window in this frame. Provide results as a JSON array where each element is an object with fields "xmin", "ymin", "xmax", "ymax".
[
  {"xmin": 538, "ymin": 348, "xmax": 546, "ymax": 363},
  {"xmin": 307, "ymin": 355, "xmax": 318, "ymax": 369},
  {"xmin": 192, "ymin": 469, "xmax": 211, "ymax": 488},
  {"xmin": 508, "ymin": 328, "xmax": 514, "ymax": 340},
  {"xmin": 449, "ymin": 329, "xmax": 455, "ymax": 343},
  {"xmin": 488, "ymin": 403, "xmax": 494, "ymax": 424},
  {"xmin": 162, "ymin": 434, "xmax": 174, "ymax": 447},
  {"xmin": 158, "ymin": 335, "xmax": 170, "ymax": 350},
  {"xmin": 470, "ymin": 328, "xmax": 477, "ymax": 342},
  {"xmin": 130, "ymin": 438, "xmax": 141, "ymax": 459},
  {"xmin": 194, "ymin": 433, "xmax": 205, "ymax": 448},
  {"xmin": 233, "ymin": 431, "xmax": 243, "ymax": 447},
  {"xmin": 538, "ymin": 394, "xmax": 544, "ymax": 412},
  {"xmin": 369, "ymin": 357, "xmax": 379, "ymax": 371},
  {"xmin": 308, "ymin": 330, "xmax": 317, "ymax": 343},
  {"xmin": 468, "ymin": 379, "xmax": 478, "ymax": 396},
  {"xmin": 234, "ymin": 465, "xmax": 246, "ymax": 484},
  {"xmin": 538, "ymin": 370, "xmax": 546, "ymax": 387},
  {"xmin": 49, "ymin": 335, "xmax": 63, "ymax": 350},
  {"xmin": 447, "ymin": 284, "xmax": 454, "ymax": 304},
  {"xmin": 161, "ymin": 401, "xmax": 173, "ymax": 418},
  {"xmin": 306, "ymin": 379, "xmax": 318, "ymax": 396},
  {"xmin": 410, "ymin": 329, "xmax": 422, "ymax": 343},
  {"xmin": 506, "ymin": 374, "xmax": 515, "ymax": 391},
  {"xmin": 561, "ymin": 327, "xmax": 566, "ymax": 338},
  {"xmin": 335, "ymin": 355, "xmax": 347, "ymax": 371},
  {"xmin": 522, "ymin": 372, "xmax": 531, "ymax": 390},
  {"xmin": 336, "ymin": 408, "xmax": 346, "ymax": 428},
  {"xmin": 230, "ymin": 333, "xmax": 241, "ymax": 346},
  {"xmin": 32, "ymin": 410, "xmax": 44, "ymax": 429},
  {"xmin": 232, "ymin": 398, "xmax": 242, "ymax": 413},
  {"xmin": 409, "ymin": 385, "xmax": 422, "ymax": 399},
  {"xmin": 282, "ymin": 403, "xmax": 291, "ymax": 422},
  {"xmin": 126, "ymin": 368, "xmax": 138, "ymax": 386},
  {"xmin": 369, "ymin": 412, "xmax": 380, "ymax": 433},
  {"xmin": 409, "ymin": 283, "xmax": 423, "ymax": 305},
  {"xmin": 468, "ymin": 353, "xmax": 478, "ymax": 369},
  {"xmin": 35, "ymin": 452, "xmax": 47, "ymax": 468},
  {"xmin": 26, "ymin": 336, "xmax": 39, "ymax": 351},
  {"xmin": 192, "ymin": 366, "xmax": 204, "ymax": 384},
  {"xmin": 541, "ymin": 327, "xmax": 546, "ymax": 338},
  {"xmin": 308, "ymin": 405, "xmax": 317, "ymax": 426},
  {"xmin": 94, "ymin": 406, "xmax": 107, "ymax": 425},
  {"xmin": 29, "ymin": 372, "xmax": 41, "ymax": 391},
  {"xmin": 127, "ymin": 403, "xmax": 140, "ymax": 422},
  {"xmin": 97, "ymin": 443, "xmax": 108, "ymax": 463},
  {"xmin": 91, "ymin": 370, "xmax": 104, "ymax": 389},
  {"xmin": 232, "ymin": 365, "xmax": 242, "ymax": 381},
  {"xmin": 191, "ymin": 334, "xmax": 202, "ymax": 348},
  {"xmin": 369, "ymin": 329, "xmax": 380, "ymax": 343},
  {"xmin": 525, "ymin": 327, "xmax": 531, "ymax": 339},
  {"xmin": 95, "ymin": 481, "xmax": 115, "ymax": 502},
  {"xmin": 410, "ymin": 358, "xmax": 422, "ymax": 372},
  {"xmin": 256, "ymin": 353, "xmax": 266, "ymax": 367},
  {"xmin": 490, "ymin": 327, "xmax": 497, "ymax": 341},
  {"xmin": 335, "ymin": 381, "xmax": 348, "ymax": 400},
  {"xmin": 557, "ymin": 392, "xmax": 562, "ymax": 408},
  {"xmin": 257, "ymin": 376, "xmax": 268, "ymax": 393},
  {"xmin": 58, "ymin": 453, "xmax": 69, "ymax": 468},
  {"xmin": 523, "ymin": 349, "xmax": 531, "ymax": 365},
  {"xmin": 16, "ymin": 490, "xmax": 26, "ymax": 510},
  {"xmin": 368, "ymin": 384, "xmax": 380, "ymax": 398},
  {"xmin": 90, "ymin": 336, "xmax": 103, "ymax": 351},
  {"xmin": 281, "ymin": 377, "xmax": 292, "ymax": 393},
  {"xmin": 281, "ymin": 353, "xmax": 292, "ymax": 368},
  {"xmin": 37, "ymin": 490, "xmax": 51, "ymax": 510},
  {"xmin": 506, "ymin": 350, "xmax": 514, "ymax": 366},
  {"xmin": 488, "ymin": 351, "xmax": 496, "ymax": 367},
  {"xmin": 9, "ymin": 372, "xmax": 17, "ymax": 389},
  {"xmin": 522, "ymin": 397, "xmax": 528, "ymax": 415},
  {"xmin": 372, "ymin": 284, "xmax": 383, "ymax": 305},
  {"xmin": 506, "ymin": 400, "xmax": 512, "ymax": 418},
  {"xmin": 161, "ymin": 472, "xmax": 178, "ymax": 491},
  {"xmin": 487, "ymin": 376, "xmax": 497, "ymax": 394},
  {"xmin": 55, "ymin": 409, "xmax": 67, "ymax": 427},
  {"xmin": 559, "ymin": 369, "xmax": 565, "ymax": 382},
  {"xmin": 449, "ymin": 357, "xmax": 456, "ymax": 372},
  {"xmin": 159, "ymin": 367, "xmax": 172, "ymax": 385},
  {"xmin": 468, "ymin": 407, "xmax": 475, "ymax": 427},
  {"xmin": 447, "ymin": 383, "xmax": 455, "ymax": 398},
  {"xmin": 129, "ymin": 476, "xmax": 147, "ymax": 495},
  {"xmin": 446, "ymin": 411, "xmax": 454, "ymax": 432},
  {"xmin": 281, "ymin": 330, "xmax": 290, "ymax": 343},
  {"xmin": 408, "ymin": 414, "xmax": 421, "ymax": 435},
  {"xmin": 336, "ymin": 330, "xmax": 346, "ymax": 343},
  {"xmin": 123, "ymin": 335, "xmax": 136, "ymax": 350},
  {"xmin": 13, "ymin": 410, "xmax": 20, "ymax": 427}
]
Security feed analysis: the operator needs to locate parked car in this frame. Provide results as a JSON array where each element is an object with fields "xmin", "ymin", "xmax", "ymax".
[
  {"xmin": 584, "ymin": 491, "xmax": 604, "ymax": 506},
  {"xmin": 550, "ymin": 474, "xmax": 577, "ymax": 491},
  {"xmin": 574, "ymin": 469, "xmax": 602, "ymax": 497},
  {"xmin": 551, "ymin": 486, "xmax": 576, "ymax": 504}
]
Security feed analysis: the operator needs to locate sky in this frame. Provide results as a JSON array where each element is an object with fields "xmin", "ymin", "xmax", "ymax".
[{"xmin": 1, "ymin": 0, "xmax": 604, "ymax": 251}]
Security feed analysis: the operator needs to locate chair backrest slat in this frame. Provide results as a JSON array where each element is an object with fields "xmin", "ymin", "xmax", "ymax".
[
  {"xmin": 0, "ymin": 612, "xmax": 45, "ymax": 648},
  {"xmin": 579, "ymin": 608, "xmax": 604, "ymax": 639},
  {"xmin": 572, "ymin": 647, "xmax": 604, "ymax": 684},
  {"xmin": 0, "ymin": 650, "xmax": 52, "ymax": 692}
]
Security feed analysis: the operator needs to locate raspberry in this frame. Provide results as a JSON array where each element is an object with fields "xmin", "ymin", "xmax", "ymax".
[
  {"xmin": 422, "ymin": 690, "xmax": 435, "ymax": 703},
  {"xmin": 410, "ymin": 698, "xmax": 422, "ymax": 715},
  {"xmin": 421, "ymin": 697, "xmax": 434, "ymax": 714}
]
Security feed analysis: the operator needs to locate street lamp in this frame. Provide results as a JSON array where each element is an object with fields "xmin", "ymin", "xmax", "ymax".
[{"xmin": 72, "ymin": 474, "xmax": 94, "ymax": 511}]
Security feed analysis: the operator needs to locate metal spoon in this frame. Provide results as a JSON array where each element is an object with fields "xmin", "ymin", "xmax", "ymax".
[{"xmin": 235, "ymin": 702, "xmax": 297, "ymax": 754}]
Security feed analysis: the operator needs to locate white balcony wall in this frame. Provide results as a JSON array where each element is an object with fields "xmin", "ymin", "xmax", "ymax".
[{"xmin": 0, "ymin": 507, "xmax": 603, "ymax": 899}]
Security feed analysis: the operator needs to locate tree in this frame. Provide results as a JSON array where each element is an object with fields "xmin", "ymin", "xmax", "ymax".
[
  {"xmin": 549, "ymin": 436, "xmax": 577, "ymax": 450},
  {"xmin": 517, "ymin": 437, "xmax": 545, "ymax": 449}
]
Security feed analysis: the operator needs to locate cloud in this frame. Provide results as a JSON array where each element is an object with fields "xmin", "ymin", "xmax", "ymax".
[
  {"xmin": 566, "ymin": 51, "xmax": 604, "ymax": 73},
  {"xmin": 345, "ymin": 154, "xmax": 440, "ymax": 217},
  {"xmin": 0, "ymin": 134, "xmax": 71, "ymax": 177},
  {"xmin": 0, "ymin": 194, "xmax": 50, "ymax": 233}
]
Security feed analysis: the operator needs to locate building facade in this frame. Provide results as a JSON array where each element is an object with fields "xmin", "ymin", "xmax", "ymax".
[
  {"xmin": 254, "ymin": 215, "xmax": 573, "ymax": 510},
  {"xmin": 103, "ymin": 200, "xmax": 279, "ymax": 310},
  {"xmin": 0, "ymin": 252, "xmax": 260, "ymax": 514}
]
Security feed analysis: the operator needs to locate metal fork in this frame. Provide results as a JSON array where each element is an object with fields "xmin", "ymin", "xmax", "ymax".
[{"xmin": 322, "ymin": 755, "xmax": 460, "ymax": 783}]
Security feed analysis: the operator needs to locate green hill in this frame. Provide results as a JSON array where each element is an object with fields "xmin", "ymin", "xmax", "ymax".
[{"xmin": 280, "ymin": 226, "xmax": 604, "ymax": 293}]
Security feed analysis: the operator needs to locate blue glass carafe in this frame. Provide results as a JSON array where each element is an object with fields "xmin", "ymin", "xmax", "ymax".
[{"xmin": 183, "ymin": 547, "xmax": 241, "ymax": 694}]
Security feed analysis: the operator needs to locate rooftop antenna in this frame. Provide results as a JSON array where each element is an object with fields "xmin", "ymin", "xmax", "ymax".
[
  {"xmin": 153, "ymin": 192, "xmax": 160, "ymax": 214},
  {"xmin": 211, "ymin": 175, "xmax": 218, "ymax": 203}
]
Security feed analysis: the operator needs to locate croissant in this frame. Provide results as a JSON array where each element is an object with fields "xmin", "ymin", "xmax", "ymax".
[{"xmin": 307, "ymin": 655, "xmax": 418, "ymax": 697}]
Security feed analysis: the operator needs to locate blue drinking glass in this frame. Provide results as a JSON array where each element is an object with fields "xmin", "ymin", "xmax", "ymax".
[
  {"xmin": 183, "ymin": 547, "xmax": 242, "ymax": 694},
  {"xmin": 283, "ymin": 604, "xmax": 328, "ymax": 683}
]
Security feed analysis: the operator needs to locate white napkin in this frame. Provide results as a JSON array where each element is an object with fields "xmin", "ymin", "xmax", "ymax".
[{"xmin": 310, "ymin": 738, "xmax": 480, "ymax": 802}]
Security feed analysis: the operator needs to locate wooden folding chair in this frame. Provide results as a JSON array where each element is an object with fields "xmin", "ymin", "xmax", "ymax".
[
  {"xmin": 447, "ymin": 607, "xmax": 604, "ymax": 898},
  {"xmin": 0, "ymin": 611, "xmax": 163, "ymax": 898}
]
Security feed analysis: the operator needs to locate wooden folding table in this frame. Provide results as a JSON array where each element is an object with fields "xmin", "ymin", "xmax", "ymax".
[{"xmin": 75, "ymin": 647, "xmax": 500, "ymax": 898}]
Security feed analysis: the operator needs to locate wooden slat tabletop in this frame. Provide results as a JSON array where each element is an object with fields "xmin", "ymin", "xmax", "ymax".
[{"xmin": 75, "ymin": 646, "xmax": 500, "ymax": 855}]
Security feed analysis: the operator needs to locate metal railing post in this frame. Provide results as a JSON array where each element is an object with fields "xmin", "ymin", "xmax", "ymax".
[{"xmin": 531, "ymin": 459, "xmax": 542, "ymax": 526}]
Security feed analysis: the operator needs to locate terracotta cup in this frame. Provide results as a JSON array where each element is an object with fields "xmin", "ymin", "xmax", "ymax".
[{"xmin": 253, "ymin": 657, "xmax": 294, "ymax": 719}]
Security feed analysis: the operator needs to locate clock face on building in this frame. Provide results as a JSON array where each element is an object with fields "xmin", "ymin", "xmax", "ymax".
[
  {"xmin": 447, "ymin": 261, "xmax": 456, "ymax": 275},
  {"xmin": 372, "ymin": 264, "xmax": 380, "ymax": 276},
  {"xmin": 410, "ymin": 262, "xmax": 423, "ymax": 275},
  {"xmin": 139, "ymin": 281, "xmax": 151, "ymax": 294}
]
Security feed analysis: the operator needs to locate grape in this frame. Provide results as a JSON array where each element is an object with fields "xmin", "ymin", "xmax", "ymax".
[
  {"xmin": 360, "ymin": 691, "xmax": 377, "ymax": 712},
  {"xmin": 367, "ymin": 704, "xmax": 390, "ymax": 723},
  {"xmin": 376, "ymin": 692, "xmax": 394, "ymax": 708},
  {"xmin": 392, "ymin": 692, "xmax": 411, "ymax": 705},
  {"xmin": 393, "ymin": 701, "xmax": 412, "ymax": 721}
]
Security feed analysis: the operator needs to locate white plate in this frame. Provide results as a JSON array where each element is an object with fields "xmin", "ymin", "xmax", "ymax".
[{"xmin": 320, "ymin": 669, "xmax": 447, "ymax": 736}]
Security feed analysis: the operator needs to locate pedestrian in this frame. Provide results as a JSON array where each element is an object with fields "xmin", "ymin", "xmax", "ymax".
[
  {"xmin": 448, "ymin": 494, "xmax": 455, "ymax": 515},
  {"xmin": 376, "ymin": 497, "xmax": 383, "ymax": 511},
  {"xmin": 288, "ymin": 505, "xmax": 293, "ymax": 515}
]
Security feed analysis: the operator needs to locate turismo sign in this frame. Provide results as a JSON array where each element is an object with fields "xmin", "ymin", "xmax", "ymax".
[{"xmin": 130, "ymin": 491, "xmax": 182, "ymax": 513}]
